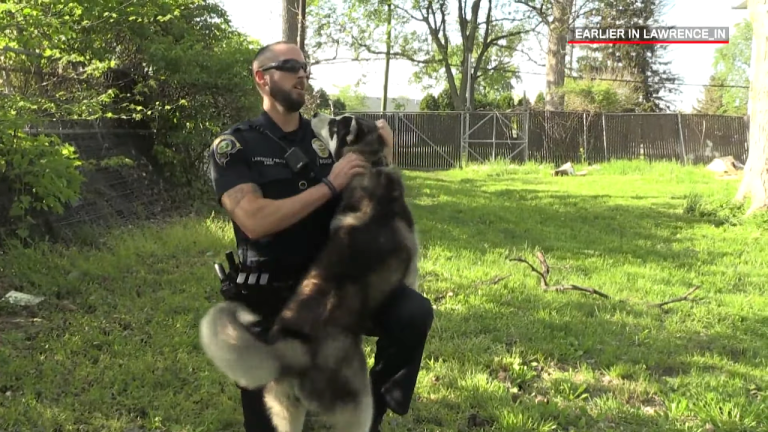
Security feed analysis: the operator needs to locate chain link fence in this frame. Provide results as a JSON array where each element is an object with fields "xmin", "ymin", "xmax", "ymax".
[
  {"xmin": 349, "ymin": 109, "xmax": 749, "ymax": 169},
  {"xmin": 1, "ymin": 110, "xmax": 749, "ymax": 245}
]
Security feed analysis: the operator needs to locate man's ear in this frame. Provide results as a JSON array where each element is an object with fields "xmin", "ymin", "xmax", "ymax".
[{"xmin": 253, "ymin": 69, "xmax": 269, "ymax": 91}]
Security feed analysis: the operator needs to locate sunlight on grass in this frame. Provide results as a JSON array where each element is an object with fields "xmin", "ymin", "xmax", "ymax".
[{"xmin": 1, "ymin": 160, "xmax": 766, "ymax": 431}]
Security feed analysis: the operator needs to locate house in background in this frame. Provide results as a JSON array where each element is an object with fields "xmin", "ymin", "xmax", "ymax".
[{"xmin": 361, "ymin": 96, "xmax": 422, "ymax": 112}]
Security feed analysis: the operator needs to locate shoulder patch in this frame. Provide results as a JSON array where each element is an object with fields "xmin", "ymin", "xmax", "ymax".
[
  {"xmin": 311, "ymin": 138, "xmax": 330, "ymax": 158},
  {"xmin": 212, "ymin": 134, "xmax": 242, "ymax": 166}
]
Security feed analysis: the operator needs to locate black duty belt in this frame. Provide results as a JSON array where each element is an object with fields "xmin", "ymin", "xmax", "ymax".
[{"xmin": 213, "ymin": 250, "xmax": 304, "ymax": 302}]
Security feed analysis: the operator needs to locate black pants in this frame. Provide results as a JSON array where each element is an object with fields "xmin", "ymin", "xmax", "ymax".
[{"xmin": 239, "ymin": 284, "xmax": 434, "ymax": 431}]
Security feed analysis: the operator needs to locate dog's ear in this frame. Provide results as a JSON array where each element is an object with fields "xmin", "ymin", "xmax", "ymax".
[{"xmin": 346, "ymin": 116, "xmax": 358, "ymax": 146}]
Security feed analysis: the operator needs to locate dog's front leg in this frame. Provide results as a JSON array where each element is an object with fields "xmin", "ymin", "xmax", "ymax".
[
  {"xmin": 325, "ymin": 393, "xmax": 374, "ymax": 432},
  {"xmin": 264, "ymin": 381, "xmax": 308, "ymax": 432},
  {"xmin": 324, "ymin": 363, "xmax": 374, "ymax": 432}
]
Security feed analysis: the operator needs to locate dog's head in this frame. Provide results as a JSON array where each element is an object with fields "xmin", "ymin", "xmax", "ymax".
[{"xmin": 310, "ymin": 113, "xmax": 388, "ymax": 166}]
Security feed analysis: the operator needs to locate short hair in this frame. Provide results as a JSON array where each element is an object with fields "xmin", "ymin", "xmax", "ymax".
[{"xmin": 252, "ymin": 41, "xmax": 290, "ymax": 71}]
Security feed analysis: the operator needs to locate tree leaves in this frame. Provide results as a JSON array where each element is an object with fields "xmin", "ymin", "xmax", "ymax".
[
  {"xmin": 306, "ymin": 0, "xmax": 535, "ymax": 109},
  {"xmin": 0, "ymin": 0, "xmax": 263, "ymax": 239},
  {"xmin": 701, "ymin": 18, "xmax": 751, "ymax": 115}
]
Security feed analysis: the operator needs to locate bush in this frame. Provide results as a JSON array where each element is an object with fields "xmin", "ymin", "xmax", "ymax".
[{"xmin": 0, "ymin": 105, "xmax": 85, "ymax": 240}]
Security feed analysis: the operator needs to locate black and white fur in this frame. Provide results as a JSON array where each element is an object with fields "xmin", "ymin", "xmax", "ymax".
[{"xmin": 199, "ymin": 113, "xmax": 420, "ymax": 432}]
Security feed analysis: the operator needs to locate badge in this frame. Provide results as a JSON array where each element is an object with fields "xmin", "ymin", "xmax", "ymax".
[
  {"xmin": 311, "ymin": 138, "xmax": 330, "ymax": 158},
  {"xmin": 212, "ymin": 134, "xmax": 242, "ymax": 166}
]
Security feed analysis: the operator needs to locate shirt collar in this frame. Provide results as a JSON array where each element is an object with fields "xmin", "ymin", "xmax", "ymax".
[{"xmin": 257, "ymin": 111, "xmax": 310, "ymax": 141}]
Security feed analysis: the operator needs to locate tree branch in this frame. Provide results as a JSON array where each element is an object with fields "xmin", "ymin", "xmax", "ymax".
[
  {"xmin": 513, "ymin": 0, "xmax": 551, "ymax": 26},
  {"xmin": 516, "ymin": 47, "xmax": 546, "ymax": 68},
  {"xmin": 347, "ymin": 34, "xmax": 439, "ymax": 65},
  {"xmin": 476, "ymin": 250, "xmax": 702, "ymax": 309}
]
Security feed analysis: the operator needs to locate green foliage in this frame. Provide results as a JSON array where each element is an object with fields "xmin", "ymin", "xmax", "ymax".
[
  {"xmin": 695, "ymin": 19, "xmax": 751, "ymax": 115},
  {"xmin": 682, "ymin": 192, "xmax": 749, "ymax": 227},
  {"xmin": 559, "ymin": 76, "xmax": 639, "ymax": 112},
  {"xmin": 392, "ymin": 97, "xmax": 407, "ymax": 111},
  {"xmin": 0, "ymin": 110, "xmax": 85, "ymax": 240},
  {"xmin": 306, "ymin": 0, "xmax": 531, "ymax": 110},
  {"xmin": 534, "ymin": 91, "xmax": 546, "ymax": 108},
  {"xmin": 422, "ymin": 86, "xmax": 528, "ymax": 111},
  {"xmin": 419, "ymin": 93, "xmax": 440, "ymax": 111},
  {"xmin": 331, "ymin": 97, "xmax": 347, "ymax": 113},
  {"xmin": 437, "ymin": 87, "xmax": 455, "ymax": 111},
  {"xmin": 3, "ymin": 162, "xmax": 768, "ymax": 431},
  {"xmin": 0, "ymin": 0, "xmax": 263, "ymax": 239},
  {"xmin": 333, "ymin": 84, "xmax": 368, "ymax": 111},
  {"xmin": 475, "ymin": 91, "xmax": 516, "ymax": 111},
  {"xmin": 693, "ymin": 75, "xmax": 726, "ymax": 114},
  {"xmin": 575, "ymin": 0, "xmax": 681, "ymax": 112},
  {"xmin": 301, "ymin": 83, "xmax": 348, "ymax": 116},
  {"xmin": 315, "ymin": 88, "xmax": 332, "ymax": 111}
]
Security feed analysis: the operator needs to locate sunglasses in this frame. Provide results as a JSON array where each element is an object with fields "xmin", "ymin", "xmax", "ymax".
[{"xmin": 258, "ymin": 58, "xmax": 310, "ymax": 75}]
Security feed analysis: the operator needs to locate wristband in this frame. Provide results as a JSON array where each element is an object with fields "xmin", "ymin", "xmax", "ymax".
[{"xmin": 321, "ymin": 178, "xmax": 338, "ymax": 196}]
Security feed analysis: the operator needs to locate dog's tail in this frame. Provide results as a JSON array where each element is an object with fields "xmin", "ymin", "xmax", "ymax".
[{"xmin": 198, "ymin": 301, "xmax": 282, "ymax": 390}]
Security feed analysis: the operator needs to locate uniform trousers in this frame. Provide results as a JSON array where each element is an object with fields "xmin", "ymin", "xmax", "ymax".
[{"xmin": 238, "ymin": 283, "xmax": 434, "ymax": 431}]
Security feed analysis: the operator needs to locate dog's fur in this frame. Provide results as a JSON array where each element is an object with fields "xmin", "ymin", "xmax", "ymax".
[{"xmin": 199, "ymin": 113, "xmax": 419, "ymax": 432}]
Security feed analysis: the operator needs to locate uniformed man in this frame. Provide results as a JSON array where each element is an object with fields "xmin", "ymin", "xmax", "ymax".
[{"xmin": 207, "ymin": 41, "xmax": 434, "ymax": 432}]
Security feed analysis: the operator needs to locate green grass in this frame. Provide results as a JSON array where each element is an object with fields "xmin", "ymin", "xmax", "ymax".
[{"xmin": 1, "ymin": 160, "xmax": 767, "ymax": 431}]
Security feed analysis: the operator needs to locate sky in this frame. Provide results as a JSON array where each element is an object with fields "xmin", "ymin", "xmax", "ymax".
[{"xmin": 217, "ymin": 0, "xmax": 750, "ymax": 112}]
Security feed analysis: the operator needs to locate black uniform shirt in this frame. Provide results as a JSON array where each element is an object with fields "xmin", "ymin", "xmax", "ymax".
[{"xmin": 208, "ymin": 111, "xmax": 340, "ymax": 277}]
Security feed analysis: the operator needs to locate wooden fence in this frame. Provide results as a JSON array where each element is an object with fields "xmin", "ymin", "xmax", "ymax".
[{"xmin": 347, "ymin": 109, "xmax": 750, "ymax": 169}]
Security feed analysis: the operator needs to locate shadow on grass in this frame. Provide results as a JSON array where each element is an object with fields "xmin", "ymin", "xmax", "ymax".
[
  {"xmin": 418, "ymin": 292, "xmax": 768, "ymax": 431},
  {"xmin": 406, "ymin": 175, "xmax": 740, "ymax": 274}
]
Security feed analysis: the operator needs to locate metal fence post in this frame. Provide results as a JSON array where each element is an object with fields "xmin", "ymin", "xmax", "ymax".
[
  {"xmin": 461, "ymin": 111, "xmax": 469, "ymax": 168},
  {"xmin": 582, "ymin": 112, "xmax": 587, "ymax": 163},
  {"xmin": 676, "ymin": 112, "xmax": 687, "ymax": 164},
  {"xmin": 601, "ymin": 112, "xmax": 608, "ymax": 161},
  {"xmin": 492, "ymin": 113, "xmax": 497, "ymax": 160},
  {"xmin": 524, "ymin": 109, "xmax": 530, "ymax": 163}
]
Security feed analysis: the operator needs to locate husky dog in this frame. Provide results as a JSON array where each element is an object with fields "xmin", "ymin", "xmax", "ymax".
[{"xmin": 199, "ymin": 113, "xmax": 419, "ymax": 432}]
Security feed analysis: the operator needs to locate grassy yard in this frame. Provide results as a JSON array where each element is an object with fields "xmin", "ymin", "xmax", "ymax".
[{"xmin": 1, "ymin": 160, "xmax": 767, "ymax": 432}]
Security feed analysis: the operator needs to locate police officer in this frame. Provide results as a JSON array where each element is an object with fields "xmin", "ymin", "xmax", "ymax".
[{"xmin": 207, "ymin": 41, "xmax": 434, "ymax": 432}]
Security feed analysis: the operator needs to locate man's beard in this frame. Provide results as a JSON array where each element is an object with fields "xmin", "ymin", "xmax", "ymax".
[{"xmin": 269, "ymin": 83, "xmax": 305, "ymax": 113}]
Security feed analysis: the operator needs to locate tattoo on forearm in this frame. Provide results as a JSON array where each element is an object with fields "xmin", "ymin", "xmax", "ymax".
[{"xmin": 223, "ymin": 183, "xmax": 261, "ymax": 211}]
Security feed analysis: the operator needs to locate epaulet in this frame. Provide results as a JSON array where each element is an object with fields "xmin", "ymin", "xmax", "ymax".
[{"xmin": 224, "ymin": 118, "xmax": 262, "ymax": 134}]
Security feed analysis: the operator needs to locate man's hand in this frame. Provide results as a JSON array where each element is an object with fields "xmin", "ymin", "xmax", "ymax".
[
  {"xmin": 376, "ymin": 119, "xmax": 394, "ymax": 164},
  {"xmin": 327, "ymin": 153, "xmax": 369, "ymax": 192}
]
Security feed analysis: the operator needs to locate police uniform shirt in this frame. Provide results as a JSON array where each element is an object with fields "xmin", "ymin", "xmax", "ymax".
[{"xmin": 208, "ymin": 111, "xmax": 340, "ymax": 275}]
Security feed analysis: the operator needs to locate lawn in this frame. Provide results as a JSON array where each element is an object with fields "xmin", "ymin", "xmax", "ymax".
[{"xmin": 1, "ymin": 160, "xmax": 767, "ymax": 432}]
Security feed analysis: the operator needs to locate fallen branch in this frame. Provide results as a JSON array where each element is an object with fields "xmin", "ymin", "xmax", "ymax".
[
  {"xmin": 511, "ymin": 251, "xmax": 611, "ymax": 299},
  {"xmin": 479, "ymin": 250, "xmax": 701, "ymax": 308},
  {"xmin": 646, "ymin": 285, "xmax": 701, "ymax": 308}
]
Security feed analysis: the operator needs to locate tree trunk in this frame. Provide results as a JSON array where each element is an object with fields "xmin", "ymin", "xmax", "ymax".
[
  {"xmin": 297, "ymin": 0, "xmax": 307, "ymax": 54},
  {"xmin": 735, "ymin": 0, "xmax": 768, "ymax": 215},
  {"xmin": 282, "ymin": 0, "xmax": 300, "ymax": 44},
  {"xmin": 381, "ymin": 0, "xmax": 393, "ymax": 111},
  {"xmin": 545, "ymin": 0, "xmax": 574, "ymax": 110}
]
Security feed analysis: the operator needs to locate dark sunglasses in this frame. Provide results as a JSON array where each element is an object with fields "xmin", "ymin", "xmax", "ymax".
[{"xmin": 259, "ymin": 58, "xmax": 309, "ymax": 75}]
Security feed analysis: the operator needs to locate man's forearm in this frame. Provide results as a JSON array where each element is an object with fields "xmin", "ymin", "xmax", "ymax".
[{"xmin": 235, "ymin": 183, "xmax": 333, "ymax": 239}]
